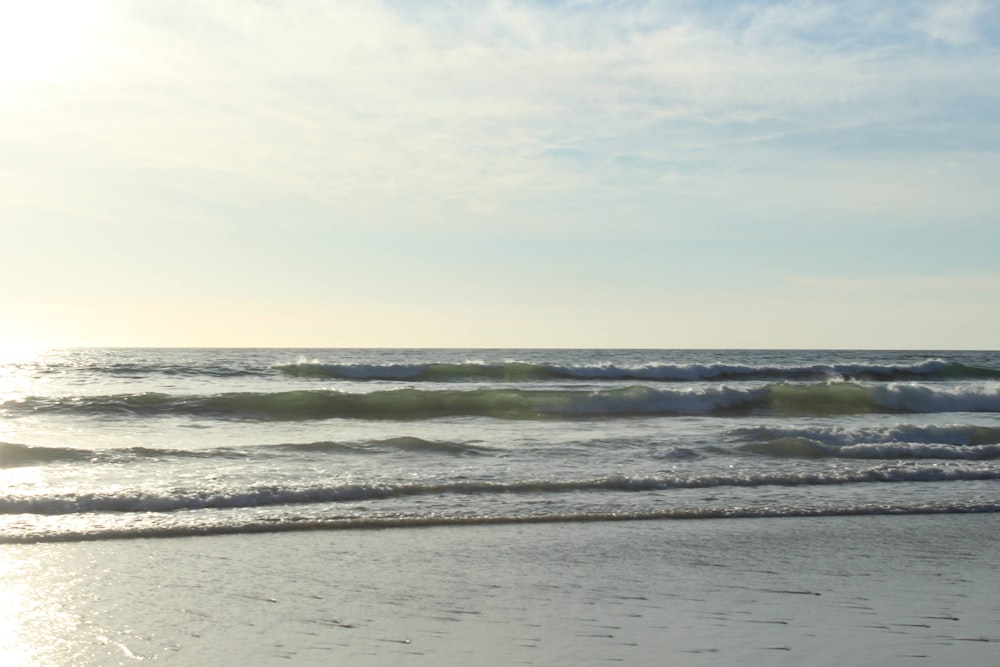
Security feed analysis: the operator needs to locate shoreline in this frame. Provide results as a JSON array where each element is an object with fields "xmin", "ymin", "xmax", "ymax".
[
  {"xmin": 3, "ymin": 513, "xmax": 999, "ymax": 665},
  {"xmin": 5, "ymin": 503, "xmax": 1000, "ymax": 545}
]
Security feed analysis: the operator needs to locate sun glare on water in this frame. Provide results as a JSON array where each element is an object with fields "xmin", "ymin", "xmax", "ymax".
[
  {"xmin": 0, "ymin": 316, "xmax": 56, "ymax": 364},
  {"xmin": 0, "ymin": 339, "xmax": 45, "ymax": 364}
]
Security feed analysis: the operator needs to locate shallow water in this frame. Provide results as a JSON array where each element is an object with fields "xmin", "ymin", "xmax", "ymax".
[{"xmin": 2, "ymin": 514, "xmax": 998, "ymax": 665}]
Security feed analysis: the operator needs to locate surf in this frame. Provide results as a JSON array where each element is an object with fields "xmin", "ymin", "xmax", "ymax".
[
  {"xmin": 275, "ymin": 357, "xmax": 996, "ymax": 383},
  {"xmin": 5, "ymin": 382, "xmax": 999, "ymax": 421}
]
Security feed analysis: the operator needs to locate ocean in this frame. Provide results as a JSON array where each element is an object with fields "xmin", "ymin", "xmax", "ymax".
[
  {"xmin": 3, "ymin": 348, "xmax": 1000, "ymax": 664},
  {"xmin": 2, "ymin": 348, "xmax": 999, "ymax": 543}
]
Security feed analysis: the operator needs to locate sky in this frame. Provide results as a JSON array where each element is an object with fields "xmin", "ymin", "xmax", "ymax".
[{"xmin": 1, "ymin": 0, "xmax": 998, "ymax": 349}]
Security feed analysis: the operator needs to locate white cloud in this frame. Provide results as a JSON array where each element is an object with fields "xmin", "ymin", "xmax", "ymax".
[
  {"xmin": 4, "ymin": 0, "xmax": 995, "ymax": 232},
  {"xmin": 918, "ymin": 0, "xmax": 988, "ymax": 45},
  {"xmin": 2, "ymin": 1, "xmax": 998, "ymax": 347}
]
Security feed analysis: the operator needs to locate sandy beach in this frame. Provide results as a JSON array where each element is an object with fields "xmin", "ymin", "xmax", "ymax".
[{"xmin": 3, "ymin": 513, "xmax": 999, "ymax": 665}]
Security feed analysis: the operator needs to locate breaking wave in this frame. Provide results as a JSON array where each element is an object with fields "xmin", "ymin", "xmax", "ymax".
[
  {"xmin": 735, "ymin": 423, "xmax": 1000, "ymax": 459},
  {"xmin": 276, "ymin": 358, "xmax": 997, "ymax": 382},
  {"xmin": 5, "ymin": 382, "xmax": 999, "ymax": 421}
]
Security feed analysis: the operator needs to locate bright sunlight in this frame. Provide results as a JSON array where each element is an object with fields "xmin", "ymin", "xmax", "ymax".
[{"xmin": 0, "ymin": 0, "xmax": 111, "ymax": 90}]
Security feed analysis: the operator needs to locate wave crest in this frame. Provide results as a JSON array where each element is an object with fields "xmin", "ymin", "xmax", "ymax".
[
  {"xmin": 276, "ymin": 358, "xmax": 993, "ymax": 382},
  {"xmin": 6, "ymin": 382, "xmax": 1000, "ymax": 421}
]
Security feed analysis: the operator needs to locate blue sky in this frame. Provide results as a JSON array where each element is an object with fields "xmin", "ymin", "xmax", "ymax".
[{"xmin": 1, "ymin": 0, "xmax": 998, "ymax": 348}]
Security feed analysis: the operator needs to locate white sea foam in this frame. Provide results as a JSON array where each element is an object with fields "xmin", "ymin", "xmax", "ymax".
[
  {"xmin": 870, "ymin": 382, "xmax": 1000, "ymax": 413},
  {"xmin": 6, "ymin": 466, "xmax": 1000, "ymax": 516},
  {"xmin": 5, "ymin": 502, "xmax": 1000, "ymax": 544},
  {"xmin": 734, "ymin": 423, "xmax": 1000, "ymax": 447},
  {"xmin": 274, "ymin": 358, "xmax": 970, "ymax": 382}
]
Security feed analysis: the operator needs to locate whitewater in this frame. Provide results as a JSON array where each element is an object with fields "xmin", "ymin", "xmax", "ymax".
[{"xmin": 2, "ymin": 348, "xmax": 999, "ymax": 543}]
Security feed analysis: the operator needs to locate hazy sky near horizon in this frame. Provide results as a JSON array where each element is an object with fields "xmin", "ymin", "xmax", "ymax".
[{"xmin": 1, "ymin": 0, "xmax": 998, "ymax": 349}]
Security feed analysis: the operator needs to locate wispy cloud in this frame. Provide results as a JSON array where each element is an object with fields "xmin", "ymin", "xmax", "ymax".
[
  {"xmin": 4, "ymin": 0, "xmax": 997, "ymax": 231},
  {"xmin": 917, "ymin": 0, "xmax": 992, "ymax": 45},
  {"xmin": 1, "ymin": 0, "xmax": 998, "ymax": 346}
]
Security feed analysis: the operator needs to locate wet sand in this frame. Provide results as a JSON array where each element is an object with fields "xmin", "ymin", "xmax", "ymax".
[{"xmin": 2, "ymin": 514, "xmax": 999, "ymax": 665}]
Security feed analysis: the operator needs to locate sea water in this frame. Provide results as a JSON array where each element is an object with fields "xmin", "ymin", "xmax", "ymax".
[{"xmin": 2, "ymin": 348, "xmax": 999, "ymax": 543}]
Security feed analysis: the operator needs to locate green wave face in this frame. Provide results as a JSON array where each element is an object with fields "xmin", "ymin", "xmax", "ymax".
[
  {"xmin": 5, "ymin": 381, "xmax": 999, "ymax": 421},
  {"xmin": 274, "ymin": 358, "xmax": 1000, "ymax": 383},
  {"xmin": 767, "ymin": 383, "xmax": 880, "ymax": 415}
]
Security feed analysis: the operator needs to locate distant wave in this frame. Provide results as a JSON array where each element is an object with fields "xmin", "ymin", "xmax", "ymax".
[
  {"xmin": 0, "ymin": 441, "xmax": 268, "ymax": 468},
  {"xmin": 277, "ymin": 358, "xmax": 997, "ymax": 382},
  {"xmin": 11, "ymin": 354, "xmax": 998, "ymax": 385},
  {"xmin": 741, "ymin": 439, "xmax": 1000, "ymax": 460},
  {"xmin": 5, "ymin": 382, "xmax": 1000, "ymax": 421},
  {"xmin": 276, "ymin": 436, "xmax": 490, "ymax": 456},
  {"xmin": 9, "ymin": 423, "xmax": 999, "ymax": 470},
  {"xmin": 5, "ymin": 502, "xmax": 1000, "ymax": 544},
  {"xmin": 735, "ymin": 424, "xmax": 1000, "ymax": 460},
  {"xmin": 50, "ymin": 362, "xmax": 271, "ymax": 379},
  {"xmin": 734, "ymin": 423, "xmax": 1000, "ymax": 447},
  {"xmin": 6, "ymin": 466, "xmax": 1000, "ymax": 516},
  {"xmin": 0, "ymin": 437, "xmax": 488, "ymax": 468},
  {"xmin": 0, "ymin": 441, "xmax": 96, "ymax": 467}
]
